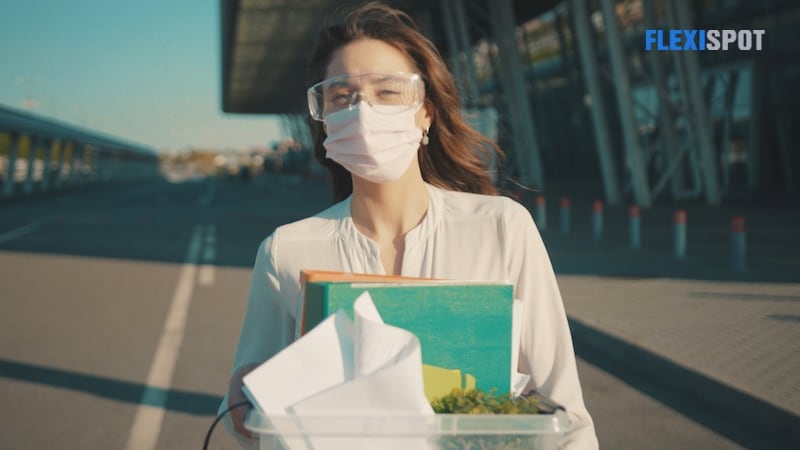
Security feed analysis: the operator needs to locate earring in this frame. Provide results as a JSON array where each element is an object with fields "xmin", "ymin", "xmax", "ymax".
[{"xmin": 421, "ymin": 127, "xmax": 430, "ymax": 146}]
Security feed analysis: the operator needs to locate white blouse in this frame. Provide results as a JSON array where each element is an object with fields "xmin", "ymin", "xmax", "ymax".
[{"xmin": 222, "ymin": 183, "xmax": 598, "ymax": 449}]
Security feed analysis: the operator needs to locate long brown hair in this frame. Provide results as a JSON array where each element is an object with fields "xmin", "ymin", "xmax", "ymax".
[{"xmin": 306, "ymin": 1, "xmax": 503, "ymax": 202}]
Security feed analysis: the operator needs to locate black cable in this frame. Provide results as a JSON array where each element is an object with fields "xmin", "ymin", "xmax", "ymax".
[{"xmin": 202, "ymin": 399, "xmax": 252, "ymax": 450}]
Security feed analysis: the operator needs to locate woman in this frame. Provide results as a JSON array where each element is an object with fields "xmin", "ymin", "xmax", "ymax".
[{"xmin": 221, "ymin": 2, "xmax": 598, "ymax": 448}]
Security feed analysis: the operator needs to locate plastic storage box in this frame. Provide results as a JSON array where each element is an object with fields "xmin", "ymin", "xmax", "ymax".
[{"xmin": 245, "ymin": 410, "xmax": 573, "ymax": 450}]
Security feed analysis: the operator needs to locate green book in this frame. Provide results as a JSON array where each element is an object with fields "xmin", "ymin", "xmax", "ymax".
[{"xmin": 301, "ymin": 278, "xmax": 514, "ymax": 399}]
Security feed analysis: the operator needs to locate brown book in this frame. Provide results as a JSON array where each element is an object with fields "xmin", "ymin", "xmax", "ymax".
[{"xmin": 296, "ymin": 270, "xmax": 432, "ymax": 338}]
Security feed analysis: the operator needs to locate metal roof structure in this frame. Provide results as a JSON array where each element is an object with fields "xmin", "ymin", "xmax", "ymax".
[
  {"xmin": 0, "ymin": 104, "xmax": 157, "ymax": 158},
  {"xmin": 220, "ymin": 0, "xmax": 559, "ymax": 114},
  {"xmin": 220, "ymin": 0, "xmax": 800, "ymax": 203}
]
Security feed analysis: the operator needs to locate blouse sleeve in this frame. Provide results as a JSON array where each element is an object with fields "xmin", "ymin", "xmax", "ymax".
[
  {"xmin": 217, "ymin": 233, "xmax": 294, "ymax": 448},
  {"xmin": 505, "ymin": 201, "xmax": 599, "ymax": 449},
  {"xmin": 230, "ymin": 233, "xmax": 294, "ymax": 371}
]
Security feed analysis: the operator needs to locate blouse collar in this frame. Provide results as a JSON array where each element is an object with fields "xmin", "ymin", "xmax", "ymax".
[{"xmin": 337, "ymin": 182, "xmax": 442, "ymax": 252}]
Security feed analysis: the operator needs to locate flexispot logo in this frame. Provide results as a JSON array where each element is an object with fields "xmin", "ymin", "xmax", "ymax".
[{"xmin": 645, "ymin": 29, "xmax": 765, "ymax": 51}]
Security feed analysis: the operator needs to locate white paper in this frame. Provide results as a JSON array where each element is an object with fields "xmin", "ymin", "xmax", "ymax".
[
  {"xmin": 511, "ymin": 298, "xmax": 531, "ymax": 396},
  {"xmin": 242, "ymin": 309, "xmax": 355, "ymax": 414},
  {"xmin": 352, "ymin": 293, "xmax": 418, "ymax": 378},
  {"xmin": 243, "ymin": 292, "xmax": 434, "ymax": 450}
]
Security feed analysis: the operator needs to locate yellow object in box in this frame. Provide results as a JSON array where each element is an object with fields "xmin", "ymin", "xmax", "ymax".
[{"xmin": 422, "ymin": 364, "xmax": 476, "ymax": 402}]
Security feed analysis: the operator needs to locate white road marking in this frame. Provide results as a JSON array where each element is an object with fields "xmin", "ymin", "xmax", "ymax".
[
  {"xmin": 123, "ymin": 225, "xmax": 203, "ymax": 450},
  {"xmin": 198, "ymin": 224, "xmax": 216, "ymax": 286},
  {"xmin": 198, "ymin": 264, "xmax": 215, "ymax": 286},
  {"xmin": 196, "ymin": 180, "xmax": 217, "ymax": 206},
  {"xmin": 0, "ymin": 221, "xmax": 43, "ymax": 244}
]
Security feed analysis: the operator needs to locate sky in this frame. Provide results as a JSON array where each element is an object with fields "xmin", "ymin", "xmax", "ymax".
[{"xmin": 0, "ymin": 0, "xmax": 284, "ymax": 152}]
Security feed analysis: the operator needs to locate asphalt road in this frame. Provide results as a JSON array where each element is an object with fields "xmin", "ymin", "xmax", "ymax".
[{"xmin": 0, "ymin": 173, "xmax": 750, "ymax": 449}]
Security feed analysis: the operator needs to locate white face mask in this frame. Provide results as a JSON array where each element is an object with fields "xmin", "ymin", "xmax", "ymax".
[{"xmin": 322, "ymin": 101, "xmax": 423, "ymax": 183}]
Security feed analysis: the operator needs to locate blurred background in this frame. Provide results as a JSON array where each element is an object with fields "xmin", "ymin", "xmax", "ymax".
[{"xmin": 1, "ymin": 0, "xmax": 798, "ymax": 449}]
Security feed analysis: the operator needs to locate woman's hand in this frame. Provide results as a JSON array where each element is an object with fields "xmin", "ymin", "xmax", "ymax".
[{"xmin": 228, "ymin": 363, "xmax": 260, "ymax": 438}]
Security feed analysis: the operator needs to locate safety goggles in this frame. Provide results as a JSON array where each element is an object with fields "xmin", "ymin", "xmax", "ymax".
[{"xmin": 307, "ymin": 72, "xmax": 424, "ymax": 121}]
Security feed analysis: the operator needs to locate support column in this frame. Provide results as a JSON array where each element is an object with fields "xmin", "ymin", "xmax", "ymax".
[
  {"xmin": 720, "ymin": 70, "xmax": 741, "ymax": 192},
  {"xmin": 41, "ymin": 139, "xmax": 56, "ymax": 192},
  {"xmin": 23, "ymin": 135, "xmax": 42, "ymax": 194},
  {"xmin": 599, "ymin": 0, "xmax": 652, "ymax": 207},
  {"xmin": 293, "ymin": 114, "xmax": 312, "ymax": 173},
  {"xmin": 571, "ymin": 0, "xmax": 621, "ymax": 206},
  {"xmin": 288, "ymin": 115, "xmax": 302, "ymax": 148},
  {"xmin": 3, "ymin": 133, "xmax": 20, "ymax": 198},
  {"xmin": 451, "ymin": 0, "xmax": 480, "ymax": 106},
  {"xmin": 555, "ymin": 8, "xmax": 590, "ymax": 159},
  {"xmin": 92, "ymin": 149, "xmax": 102, "ymax": 182},
  {"xmin": 770, "ymin": 67, "xmax": 795, "ymax": 193},
  {"xmin": 53, "ymin": 141, "xmax": 68, "ymax": 190},
  {"xmin": 66, "ymin": 145, "xmax": 82, "ymax": 186},
  {"xmin": 642, "ymin": 0, "xmax": 684, "ymax": 200},
  {"xmin": 776, "ymin": 113, "xmax": 795, "ymax": 193},
  {"xmin": 439, "ymin": 0, "xmax": 465, "ymax": 98},
  {"xmin": 664, "ymin": 0, "xmax": 700, "ymax": 199},
  {"xmin": 298, "ymin": 114, "xmax": 313, "ymax": 149},
  {"xmin": 105, "ymin": 153, "xmax": 119, "ymax": 181},
  {"xmin": 452, "ymin": 0, "xmax": 499, "ymax": 177},
  {"xmin": 292, "ymin": 115, "xmax": 300, "ymax": 145},
  {"xmin": 80, "ymin": 145, "xmax": 92, "ymax": 185},
  {"xmin": 672, "ymin": 0, "xmax": 721, "ymax": 204},
  {"xmin": 747, "ymin": 61, "xmax": 762, "ymax": 193},
  {"xmin": 279, "ymin": 115, "xmax": 291, "ymax": 140},
  {"xmin": 487, "ymin": 0, "xmax": 544, "ymax": 188}
]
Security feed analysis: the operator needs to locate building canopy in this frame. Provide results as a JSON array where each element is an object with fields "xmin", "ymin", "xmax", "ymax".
[{"xmin": 219, "ymin": 0, "xmax": 558, "ymax": 114}]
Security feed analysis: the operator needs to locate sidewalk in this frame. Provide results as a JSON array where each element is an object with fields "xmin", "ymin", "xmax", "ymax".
[{"xmin": 522, "ymin": 184, "xmax": 800, "ymax": 446}]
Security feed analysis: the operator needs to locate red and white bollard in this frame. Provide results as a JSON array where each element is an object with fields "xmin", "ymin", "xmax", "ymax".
[
  {"xmin": 592, "ymin": 200, "xmax": 603, "ymax": 241},
  {"xmin": 535, "ymin": 195, "xmax": 547, "ymax": 230},
  {"xmin": 731, "ymin": 216, "xmax": 746, "ymax": 271},
  {"xmin": 629, "ymin": 205, "xmax": 641, "ymax": 250},
  {"xmin": 673, "ymin": 209, "xmax": 687, "ymax": 260},
  {"xmin": 560, "ymin": 197, "xmax": 571, "ymax": 235}
]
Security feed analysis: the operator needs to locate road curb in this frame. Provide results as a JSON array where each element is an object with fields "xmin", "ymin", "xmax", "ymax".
[{"xmin": 568, "ymin": 316, "xmax": 799, "ymax": 448}]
